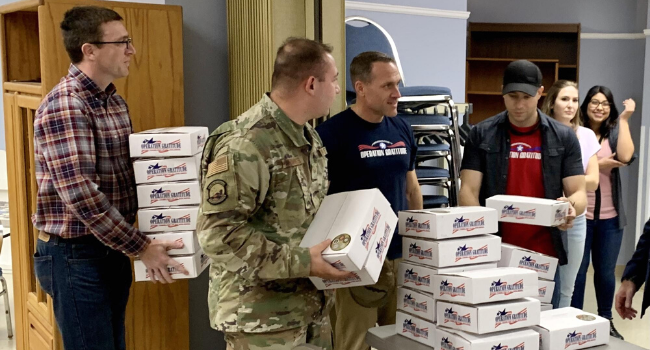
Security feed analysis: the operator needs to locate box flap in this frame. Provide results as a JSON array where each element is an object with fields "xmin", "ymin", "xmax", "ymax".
[
  {"xmin": 488, "ymin": 195, "xmax": 565, "ymax": 205},
  {"xmin": 438, "ymin": 267, "xmax": 532, "ymax": 278},
  {"xmin": 502, "ymin": 243, "xmax": 557, "ymax": 258},
  {"xmin": 539, "ymin": 307, "xmax": 605, "ymax": 331},
  {"xmin": 135, "ymin": 126, "xmax": 208, "ymax": 134}
]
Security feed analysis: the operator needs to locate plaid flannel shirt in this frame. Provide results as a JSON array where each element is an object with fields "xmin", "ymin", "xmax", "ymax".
[{"xmin": 32, "ymin": 64, "xmax": 149, "ymax": 255}]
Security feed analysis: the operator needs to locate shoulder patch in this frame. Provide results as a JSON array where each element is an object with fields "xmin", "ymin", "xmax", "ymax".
[
  {"xmin": 207, "ymin": 179, "xmax": 228, "ymax": 204},
  {"xmin": 207, "ymin": 155, "xmax": 229, "ymax": 177}
]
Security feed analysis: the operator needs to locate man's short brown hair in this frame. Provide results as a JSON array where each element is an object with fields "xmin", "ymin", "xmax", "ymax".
[
  {"xmin": 350, "ymin": 51, "xmax": 396, "ymax": 86},
  {"xmin": 271, "ymin": 37, "xmax": 333, "ymax": 90},
  {"xmin": 60, "ymin": 6, "xmax": 124, "ymax": 64}
]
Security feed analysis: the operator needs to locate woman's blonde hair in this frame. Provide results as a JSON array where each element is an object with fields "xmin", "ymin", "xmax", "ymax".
[{"xmin": 541, "ymin": 80, "xmax": 582, "ymax": 129}]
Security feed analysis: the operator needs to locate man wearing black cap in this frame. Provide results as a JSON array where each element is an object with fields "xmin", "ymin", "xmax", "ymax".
[{"xmin": 459, "ymin": 60, "xmax": 587, "ymax": 307}]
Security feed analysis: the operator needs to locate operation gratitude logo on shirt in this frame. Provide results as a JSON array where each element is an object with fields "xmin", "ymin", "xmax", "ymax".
[
  {"xmin": 316, "ymin": 108, "xmax": 418, "ymax": 260},
  {"xmin": 358, "ymin": 140, "xmax": 408, "ymax": 158}
]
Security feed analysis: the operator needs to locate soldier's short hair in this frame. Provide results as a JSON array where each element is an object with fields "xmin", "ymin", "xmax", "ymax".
[
  {"xmin": 350, "ymin": 51, "xmax": 396, "ymax": 86},
  {"xmin": 61, "ymin": 6, "xmax": 124, "ymax": 64},
  {"xmin": 271, "ymin": 37, "xmax": 333, "ymax": 90}
]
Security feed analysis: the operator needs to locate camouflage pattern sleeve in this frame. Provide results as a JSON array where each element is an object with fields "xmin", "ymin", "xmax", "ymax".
[{"xmin": 197, "ymin": 136, "xmax": 312, "ymax": 282}]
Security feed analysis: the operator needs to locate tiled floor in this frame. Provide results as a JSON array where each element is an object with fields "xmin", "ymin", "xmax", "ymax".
[{"xmin": 0, "ymin": 268, "xmax": 646, "ymax": 350}]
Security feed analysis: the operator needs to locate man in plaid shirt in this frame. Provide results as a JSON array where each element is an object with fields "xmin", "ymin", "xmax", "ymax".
[{"xmin": 32, "ymin": 6, "xmax": 186, "ymax": 350}]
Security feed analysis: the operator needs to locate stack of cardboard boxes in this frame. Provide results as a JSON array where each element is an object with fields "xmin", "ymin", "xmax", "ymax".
[
  {"xmin": 393, "ymin": 195, "xmax": 611, "ymax": 349},
  {"xmin": 394, "ymin": 207, "xmax": 502, "ymax": 347},
  {"xmin": 487, "ymin": 194, "xmax": 568, "ymax": 311},
  {"xmin": 128, "ymin": 127, "xmax": 211, "ymax": 282}
]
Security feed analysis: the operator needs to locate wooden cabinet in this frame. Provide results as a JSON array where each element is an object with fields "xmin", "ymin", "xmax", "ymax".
[
  {"xmin": 466, "ymin": 23, "xmax": 581, "ymax": 124},
  {"xmin": 1, "ymin": 1, "xmax": 189, "ymax": 349}
]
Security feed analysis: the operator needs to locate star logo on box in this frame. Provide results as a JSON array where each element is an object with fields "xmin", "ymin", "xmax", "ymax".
[
  {"xmin": 149, "ymin": 213, "xmax": 191, "ymax": 229},
  {"xmin": 403, "ymin": 293, "xmax": 428, "ymax": 312},
  {"xmin": 518, "ymin": 256, "xmax": 551, "ymax": 273},
  {"xmin": 491, "ymin": 343, "xmax": 526, "ymax": 350},
  {"xmin": 494, "ymin": 308, "xmax": 528, "ymax": 328},
  {"xmin": 440, "ymin": 337, "xmax": 458, "ymax": 350},
  {"xmin": 409, "ymin": 242, "xmax": 433, "ymax": 260},
  {"xmin": 539, "ymin": 286, "xmax": 547, "ymax": 297},
  {"xmin": 443, "ymin": 307, "xmax": 471, "ymax": 326},
  {"xmin": 455, "ymin": 244, "xmax": 489, "ymax": 262},
  {"xmin": 375, "ymin": 222, "xmax": 391, "ymax": 259},
  {"xmin": 402, "ymin": 318, "xmax": 429, "ymax": 339},
  {"xmin": 489, "ymin": 279, "xmax": 524, "ymax": 298},
  {"xmin": 501, "ymin": 205, "xmax": 536, "ymax": 220},
  {"xmin": 452, "ymin": 216, "xmax": 485, "ymax": 233},
  {"xmin": 141, "ymin": 138, "xmax": 182, "ymax": 154},
  {"xmin": 404, "ymin": 268, "xmax": 430, "ymax": 286},
  {"xmin": 149, "ymin": 187, "xmax": 192, "ymax": 204},
  {"xmin": 565, "ymin": 330, "xmax": 597, "ymax": 348},
  {"xmin": 360, "ymin": 208, "xmax": 381, "ymax": 250},
  {"xmin": 405, "ymin": 216, "xmax": 431, "ymax": 233},
  {"xmin": 197, "ymin": 134, "xmax": 207, "ymax": 147},
  {"xmin": 439, "ymin": 280, "xmax": 466, "ymax": 297},
  {"xmin": 146, "ymin": 162, "xmax": 188, "ymax": 180}
]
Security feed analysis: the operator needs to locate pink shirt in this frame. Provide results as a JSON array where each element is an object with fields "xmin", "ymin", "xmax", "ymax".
[{"xmin": 586, "ymin": 139, "xmax": 617, "ymax": 220}]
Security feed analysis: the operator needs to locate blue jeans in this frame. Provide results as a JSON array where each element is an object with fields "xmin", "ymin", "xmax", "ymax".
[
  {"xmin": 34, "ymin": 234, "xmax": 132, "ymax": 350},
  {"xmin": 571, "ymin": 217, "xmax": 624, "ymax": 319},
  {"xmin": 558, "ymin": 214, "xmax": 587, "ymax": 308}
]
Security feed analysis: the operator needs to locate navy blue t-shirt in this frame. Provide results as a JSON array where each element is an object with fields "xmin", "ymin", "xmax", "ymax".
[{"xmin": 316, "ymin": 108, "xmax": 417, "ymax": 260}]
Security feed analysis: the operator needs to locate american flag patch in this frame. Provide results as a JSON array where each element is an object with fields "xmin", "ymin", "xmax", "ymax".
[{"xmin": 207, "ymin": 155, "xmax": 228, "ymax": 177}]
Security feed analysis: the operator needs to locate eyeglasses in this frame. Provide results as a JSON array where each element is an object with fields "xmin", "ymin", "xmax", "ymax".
[
  {"xmin": 589, "ymin": 99, "xmax": 611, "ymax": 109},
  {"xmin": 89, "ymin": 37, "xmax": 133, "ymax": 50}
]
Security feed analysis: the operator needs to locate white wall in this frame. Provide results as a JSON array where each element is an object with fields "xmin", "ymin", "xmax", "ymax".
[{"xmin": 346, "ymin": 0, "xmax": 469, "ymax": 101}]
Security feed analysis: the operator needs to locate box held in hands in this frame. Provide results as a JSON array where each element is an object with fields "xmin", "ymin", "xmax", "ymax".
[
  {"xmin": 129, "ymin": 126, "xmax": 208, "ymax": 158},
  {"xmin": 486, "ymin": 195, "xmax": 569, "ymax": 227},
  {"xmin": 399, "ymin": 207, "xmax": 498, "ymax": 239}
]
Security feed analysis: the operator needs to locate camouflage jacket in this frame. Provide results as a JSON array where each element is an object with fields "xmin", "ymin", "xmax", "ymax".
[{"xmin": 197, "ymin": 94, "xmax": 330, "ymax": 333}]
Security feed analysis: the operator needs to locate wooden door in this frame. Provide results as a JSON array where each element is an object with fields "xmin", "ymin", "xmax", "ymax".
[{"xmin": 4, "ymin": 88, "xmax": 61, "ymax": 350}]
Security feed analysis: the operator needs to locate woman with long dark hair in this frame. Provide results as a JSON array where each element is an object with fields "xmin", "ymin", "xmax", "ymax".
[
  {"xmin": 541, "ymin": 80, "xmax": 600, "ymax": 309},
  {"xmin": 571, "ymin": 85, "xmax": 635, "ymax": 340}
]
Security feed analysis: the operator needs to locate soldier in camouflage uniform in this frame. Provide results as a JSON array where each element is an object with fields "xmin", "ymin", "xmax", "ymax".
[{"xmin": 197, "ymin": 38, "xmax": 349, "ymax": 350}]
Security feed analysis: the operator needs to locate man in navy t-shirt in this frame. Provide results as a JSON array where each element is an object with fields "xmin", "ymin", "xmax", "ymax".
[{"xmin": 316, "ymin": 51, "xmax": 422, "ymax": 350}]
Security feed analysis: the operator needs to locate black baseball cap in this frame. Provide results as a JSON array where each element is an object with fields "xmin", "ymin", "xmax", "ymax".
[{"xmin": 502, "ymin": 60, "xmax": 543, "ymax": 96}]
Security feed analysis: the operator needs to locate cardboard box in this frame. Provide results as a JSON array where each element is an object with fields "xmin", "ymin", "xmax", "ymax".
[
  {"xmin": 133, "ymin": 154, "xmax": 202, "ymax": 184},
  {"xmin": 541, "ymin": 303, "xmax": 553, "ymax": 311},
  {"xmin": 129, "ymin": 126, "xmax": 208, "ymax": 158},
  {"xmin": 134, "ymin": 248, "xmax": 210, "ymax": 282},
  {"xmin": 433, "ymin": 267, "xmax": 538, "ymax": 304},
  {"xmin": 437, "ymin": 297, "xmax": 540, "ymax": 334},
  {"xmin": 300, "ymin": 189, "xmax": 397, "ymax": 272},
  {"xmin": 398, "ymin": 260, "xmax": 498, "ymax": 294},
  {"xmin": 395, "ymin": 311, "xmax": 436, "ymax": 347},
  {"xmin": 138, "ymin": 206, "xmax": 199, "ymax": 232},
  {"xmin": 308, "ymin": 217, "xmax": 395, "ymax": 289},
  {"xmin": 136, "ymin": 181, "xmax": 201, "ymax": 208},
  {"xmin": 499, "ymin": 243, "xmax": 559, "ymax": 280},
  {"xmin": 399, "ymin": 207, "xmax": 498, "ymax": 239},
  {"xmin": 437, "ymin": 327, "xmax": 540, "ymax": 350},
  {"xmin": 532, "ymin": 307, "xmax": 610, "ymax": 350},
  {"xmin": 534, "ymin": 279, "xmax": 556, "ymax": 304},
  {"xmin": 403, "ymin": 235, "xmax": 501, "ymax": 267},
  {"xmin": 145, "ymin": 231, "xmax": 200, "ymax": 256},
  {"xmin": 398, "ymin": 287, "xmax": 435, "ymax": 322},
  {"xmin": 486, "ymin": 195, "xmax": 570, "ymax": 227}
]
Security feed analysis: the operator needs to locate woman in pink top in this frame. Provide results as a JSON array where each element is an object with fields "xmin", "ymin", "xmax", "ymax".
[
  {"xmin": 542, "ymin": 80, "xmax": 600, "ymax": 311},
  {"xmin": 571, "ymin": 85, "xmax": 636, "ymax": 340}
]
